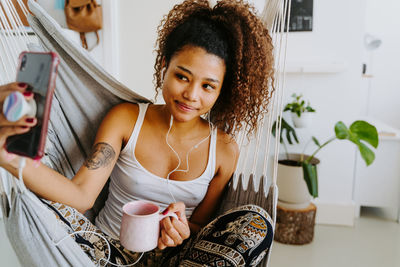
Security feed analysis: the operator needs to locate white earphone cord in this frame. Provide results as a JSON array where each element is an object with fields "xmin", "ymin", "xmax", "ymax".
[
  {"xmin": 15, "ymin": 115, "xmax": 211, "ymax": 266},
  {"xmin": 165, "ymin": 115, "xmax": 212, "ymax": 203}
]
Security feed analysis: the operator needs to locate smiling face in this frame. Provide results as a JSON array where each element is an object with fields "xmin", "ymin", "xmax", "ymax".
[{"xmin": 162, "ymin": 45, "xmax": 226, "ymax": 123}]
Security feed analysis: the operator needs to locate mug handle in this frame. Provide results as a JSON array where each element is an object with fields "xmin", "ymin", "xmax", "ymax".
[{"xmin": 159, "ymin": 211, "xmax": 178, "ymax": 221}]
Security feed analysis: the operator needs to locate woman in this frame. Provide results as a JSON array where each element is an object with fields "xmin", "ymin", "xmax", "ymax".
[{"xmin": 0, "ymin": 0, "xmax": 275, "ymax": 265}]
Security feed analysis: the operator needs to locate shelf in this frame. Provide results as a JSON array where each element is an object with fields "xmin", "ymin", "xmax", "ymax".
[{"xmin": 285, "ymin": 61, "xmax": 347, "ymax": 74}]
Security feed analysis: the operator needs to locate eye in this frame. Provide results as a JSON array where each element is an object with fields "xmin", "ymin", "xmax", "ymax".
[
  {"xmin": 176, "ymin": 73, "xmax": 188, "ymax": 81},
  {"xmin": 203, "ymin": 83, "xmax": 216, "ymax": 90}
]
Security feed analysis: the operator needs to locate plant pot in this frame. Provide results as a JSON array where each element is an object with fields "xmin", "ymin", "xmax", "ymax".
[
  {"xmin": 291, "ymin": 112, "xmax": 313, "ymax": 128},
  {"xmin": 277, "ymin": 153, "xmax": 320, "ymax": 210}
]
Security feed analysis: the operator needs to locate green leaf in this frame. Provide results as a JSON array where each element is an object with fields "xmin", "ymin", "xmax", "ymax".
[
  {"xmin": 272, "ymin": 120, "xmax": 284, "ymax": 143},
  {"xmin": 302, "ymin": 162, "xmax": 318, "ymax": 198},
  {"xmin": 312, "ymin": 136, "xmax": 321, "ymax": 147},
  {"xmin": 335, "ymin": 121, "xmax": 349, "ymax": 139},
  {"xmin": 272, "ymin": 117, "xmax": 298, "ymax": 145},
  {"xmin": 272, "ymin": 120, "xmax": 277, "ymax": 137},
  {"xmin": 358, "ymin": 142, "xmax": 375, "ymax": 166},
  {"xmin": 282, "ymin": 118, "xmax": 299, "ymax": 144},
  {"xmin": 286, "ymin": 127, "xmax": 293, "ymax": 144},
  {"xmin": 306, "ymin": 106, "xmax": 314, "ymax": 112},
  {"xmin": 333, "ymin": 120, "xmax": 378, "ymax": 166},
  {"xmin": 349, "ymin": 121, "xmax": 379, "ymax": 148}
]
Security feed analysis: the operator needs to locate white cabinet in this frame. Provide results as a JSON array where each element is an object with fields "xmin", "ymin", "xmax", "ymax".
[{"xmin": 353, "ymin": 119, "xmax": 400, "ymax": 221}]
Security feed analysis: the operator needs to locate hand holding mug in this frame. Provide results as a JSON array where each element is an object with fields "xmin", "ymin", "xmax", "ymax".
[
  {"xmin": 120, "ymin": 200, "xmax": 180, "ymax": 252},
  {"xmin": 158, "ymin": 201, "xmax": 191, "ymax": 250}
]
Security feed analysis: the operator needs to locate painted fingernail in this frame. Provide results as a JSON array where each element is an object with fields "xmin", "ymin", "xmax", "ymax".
[
  {"xmin": 26, "ymin": 118, "xmax": 34, "ymax": 123},
  {"xmin": 22, "ymin": 126, "xmax": 28, "ymax": 129},
  {"xmin": 23, "ymin": 91, "xmax": 33, "ymax": 97},
  {"xmin": 18, "ymin": 83, "xmax": 27, "ymax": 88},
  {"xmin": 162, "ymin": 209, "xmax": 168, "ymax": 215}
]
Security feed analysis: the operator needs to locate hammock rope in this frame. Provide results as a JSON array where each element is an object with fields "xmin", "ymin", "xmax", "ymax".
[{"xmin": 0, "ymin": 1, "xmax": 290, "ymax": 266}]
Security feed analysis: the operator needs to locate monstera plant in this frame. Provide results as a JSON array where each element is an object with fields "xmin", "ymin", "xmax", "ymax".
[{"xmin": 273, "ymin": 118, "xmax": 379, "ymax": 198}]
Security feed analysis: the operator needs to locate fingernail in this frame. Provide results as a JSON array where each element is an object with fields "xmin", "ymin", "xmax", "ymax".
[
  {"xmin": 162, "ymin": 209, "xmax": 168, "ymax": 215},
  {"xmin": 26, "ymin": 118, "xmax": 34, "ymax": 123},
  {"xmin": 23, "ymin": 91, "xmax": 33, "ymax": 97},
  {"xmin": 22, "ymin": 126, "xmax": 28, "ymax": 129},
  {"xmin": 18, "ymin": 83, "xmax": 27, "ymax": 88}
]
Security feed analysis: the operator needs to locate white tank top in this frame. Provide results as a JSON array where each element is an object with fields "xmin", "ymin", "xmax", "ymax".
[{"xmin": 96, "ymin": 103, "xmax": 217, "ymax": 238}]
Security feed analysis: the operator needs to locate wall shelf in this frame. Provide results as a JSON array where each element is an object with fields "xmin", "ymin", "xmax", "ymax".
[{"xmin": 285, "ymin": 61, "xmax": 348, "ymax": 74}]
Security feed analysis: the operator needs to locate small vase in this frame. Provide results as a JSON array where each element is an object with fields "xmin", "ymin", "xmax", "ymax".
[{"xmin": 291, "ymin": 112, "xmax": 313, "ymax": 128}]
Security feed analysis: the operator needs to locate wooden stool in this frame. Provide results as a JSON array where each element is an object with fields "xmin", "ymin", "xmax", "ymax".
[{"xmin": 274, "ymin": 203, "xmax": 316, "ymax": 245}]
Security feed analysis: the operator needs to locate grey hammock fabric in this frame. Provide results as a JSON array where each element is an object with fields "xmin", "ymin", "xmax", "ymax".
[
  {"xmin": 0, "ymin": 0, "xmax": 276, "ymax": 266},
  {"xmin": 1, "ymin": 183, "xmax": 96, "ymax": 267}
]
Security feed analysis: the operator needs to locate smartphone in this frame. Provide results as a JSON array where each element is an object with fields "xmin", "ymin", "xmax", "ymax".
[{"xmin": 5, "ymin": 51, "xmax": 59, "ymax": 160}]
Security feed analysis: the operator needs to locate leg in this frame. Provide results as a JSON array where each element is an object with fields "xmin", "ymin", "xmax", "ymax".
[
  {"xmin": 166, "ymin": 204, "xmax": 274, "ymax": 267},
  {"xmin": 41, "ymin": 199, "xmax": 156, "ymax": 266}
]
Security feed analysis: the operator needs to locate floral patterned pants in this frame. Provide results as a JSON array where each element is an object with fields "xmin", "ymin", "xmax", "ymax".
[{"xmin": 43, "ymin": 200, "xmax": 273, "ymax": 267}]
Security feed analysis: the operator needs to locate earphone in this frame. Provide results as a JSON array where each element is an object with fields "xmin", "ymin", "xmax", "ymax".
[{"xmin": 165, "ymin": 114, "xmax": 212, "ymax": 202}]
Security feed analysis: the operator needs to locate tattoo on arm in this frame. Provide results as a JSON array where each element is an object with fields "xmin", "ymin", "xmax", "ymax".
[{"xmin": 84, "ymin": 142, "xmax": 116, "ymax": 170}]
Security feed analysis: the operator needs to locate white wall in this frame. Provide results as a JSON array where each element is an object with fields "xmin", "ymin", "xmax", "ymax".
[
  {"xmin": 115, "ymin": 0, "xmax": 399, "ymax": 225},
  {"xmin": 364, "ymin": 0, "xmax": 400, "ymax": 129},
  {"xmin": 281, "ymin": 0, "xmax": 367, "ymax": 225},
  {"xmin": 116, "ymin": 0, "xmax": 266, "ymax": 101},
  {"xmin": 117, "ymin": 0, "xmax": 177, "ymax": 101}
]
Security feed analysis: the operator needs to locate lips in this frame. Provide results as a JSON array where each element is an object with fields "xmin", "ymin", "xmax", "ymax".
[{"xmin": 175, "ymin": 101, "xmax": 197, "ymax": 112}]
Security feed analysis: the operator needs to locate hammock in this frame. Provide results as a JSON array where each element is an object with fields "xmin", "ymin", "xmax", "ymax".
[{"xmin": 0, "ymin": 0, "xmax": 290, "ymax": 266}]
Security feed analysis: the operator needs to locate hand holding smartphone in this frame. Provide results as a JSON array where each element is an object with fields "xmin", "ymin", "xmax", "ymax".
[{"xmin": 4, "ymin": 51, "xmax": 59, "ymax": 160}]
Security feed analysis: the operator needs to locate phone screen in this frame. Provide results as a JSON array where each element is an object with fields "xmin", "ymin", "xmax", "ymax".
[{"xmin": 6, "ymin": 52, "xmax": 58, "ymax": 159}]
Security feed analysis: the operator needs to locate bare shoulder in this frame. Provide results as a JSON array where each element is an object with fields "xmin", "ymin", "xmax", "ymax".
[
  {"xmin": 216, "ymin": 129, "xmax": 239, "ymax": 158},
  {"xmin": 215, "ymin": 129, "xmax": 239, "ymax": 179},
  {"xmin": 97, "ymin": 102, "xmax": 140, "ymax": 146},
  {"xmin": 108, "ymin": 102, "xmax": 139, "ymax": 118}
]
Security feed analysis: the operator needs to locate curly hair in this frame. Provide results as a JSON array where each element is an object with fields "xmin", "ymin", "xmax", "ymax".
[{"xmin": 154, "ymin": 0, "xmax": 275, "ymax": 136}]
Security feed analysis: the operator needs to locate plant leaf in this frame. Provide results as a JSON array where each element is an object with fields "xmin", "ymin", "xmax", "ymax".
[
  {"xmin": 349, "ymin": 120, "xmax": 379, "ymax": 148},
  {"xmin": 302, "ymin": 162, "xmax": 318, "ymax": 198},
  {"xmin": 312, "ymin": 136, "xmax": 321, "ymax": 147},
  {"xmin": 286, "ymin": 127, "xmax": 293, "ymax": 144},
  {"xmin": 358, "ymin": 142, "xmax": 375, "ymax": 166},
  {"xmin": 271, "ymin": 120, "xmax": 284, "ymax": 143},
  {"xmin": 282, "ymin": 118, "xmax": 298, "ymax": 144},
  {"xmin": 335, "ymin": 121, "xmax": 349, "ymax": 139},
  {"xmin": 272, "ymin": 117, "xmax": 298, "ymax": 145},
  {"xmin": 272, "ymin": 120, "xmax": 277, "ymax": 138}
]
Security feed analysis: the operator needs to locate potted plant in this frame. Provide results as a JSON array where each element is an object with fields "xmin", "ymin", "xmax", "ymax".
[
  {"xmin": 284, "ymin": 93, "xmax": 316, "ymax": 128},
  {"xmin": 272, "ymin": 115, "xmax": 379, "ymax": 209}
]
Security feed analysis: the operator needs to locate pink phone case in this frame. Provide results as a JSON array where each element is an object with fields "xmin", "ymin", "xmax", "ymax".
[{"xmin": 5, "ymin": 51, "xmax": 59, "ymax": 160}]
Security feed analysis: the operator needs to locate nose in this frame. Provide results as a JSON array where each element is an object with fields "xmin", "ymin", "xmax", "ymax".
[{"xmin": 182, "ymin": 82, "xmax": 200, "ymax": 102}]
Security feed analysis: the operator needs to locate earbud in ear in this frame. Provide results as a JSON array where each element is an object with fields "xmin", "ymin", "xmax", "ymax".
[
  {"xmin": 170, "ymin": 115, "xmax": 173, "ymax": 127},
  {"xmin": 3, "ymin": 91, "xmax": 37, "ymax": 122}
]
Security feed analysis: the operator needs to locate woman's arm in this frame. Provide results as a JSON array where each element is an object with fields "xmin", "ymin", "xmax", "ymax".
[
  {"xmin": 0, "ymin": 101, "xmax": 139, "ymax": 213},
  {"xmin": 188, "ymin": 132, "xmax": 239, "ymax": 233}
]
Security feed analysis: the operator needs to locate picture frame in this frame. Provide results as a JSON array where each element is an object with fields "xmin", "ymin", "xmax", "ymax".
[{"xmin": 286, "ymin": 0, "xmax": 313, "ymax": 32}]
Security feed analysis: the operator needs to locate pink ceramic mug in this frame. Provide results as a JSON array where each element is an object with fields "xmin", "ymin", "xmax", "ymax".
[{"xmin": 120, "ymin": 200, "xmax": 178, "ymax": 252}]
